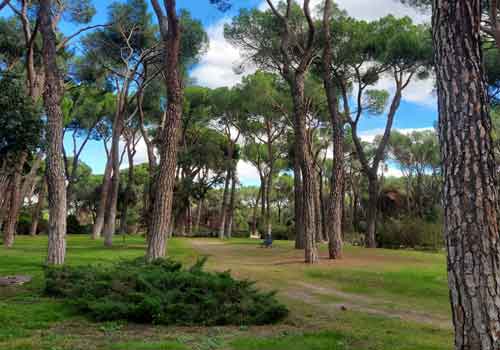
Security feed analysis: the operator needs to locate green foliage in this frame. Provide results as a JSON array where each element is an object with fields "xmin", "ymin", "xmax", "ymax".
[
  {"xmin": 44, "ymin": 257, "xmax": 289, "ymax": 326},
  {"xmin": 16, "ymin": 211, "xmax": 48, "ymax": 235},
  {"xmin": 0, "ymin": 77, "xmax": 42, "ymax": 159},
  {"xmin": 66, "ymin": 214, "xmax": 91, "ymax": 235},
  {"xmin": 378, "ymin": 217, "xmax": 443, "ymax": 249}
]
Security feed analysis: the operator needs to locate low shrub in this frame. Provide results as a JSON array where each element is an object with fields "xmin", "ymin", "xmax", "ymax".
[
  {"xmin": 44, "ymin": 257, "xmax": 288, "ymax": 326},
  {"xmin": 378, "ymin": 217, "xmax": 443, "ymax": 249}
]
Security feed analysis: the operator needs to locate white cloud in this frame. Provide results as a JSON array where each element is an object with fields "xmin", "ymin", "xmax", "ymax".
[
  {"xmin": 191, "ymin": 19, "xmax": 256, "ymax": 88},
  {"xmin": 358, "ymin": 126, "xmax": 435, "ymax": 142},
  {"xmin": 237, "ymin": 160, "xmax": 261, "ymax": 185},
  {"xmin": 259, "ymin": 0, "xmax": 429, "ymax": 23},
  {"xmin": 334, "ymin": 0, "xmax": 429, "ymax": 23}
]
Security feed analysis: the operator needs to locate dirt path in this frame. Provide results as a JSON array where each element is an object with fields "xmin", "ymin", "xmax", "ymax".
[{"xmin": 188, "ymin": 239, "xmax": 452, "ymax": 330}]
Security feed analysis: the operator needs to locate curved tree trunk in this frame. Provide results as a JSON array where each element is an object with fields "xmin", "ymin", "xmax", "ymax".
[
  {"xmin": 39, "ymin": 0, "xmax": 67, "ymax": 265},
  {"xmin": 433, "ymin": 0, "xmax": 500, "ymax": 348},
  {"xmin": 146, "ymin": 0, "xmax": 183, "ymax": 261}
]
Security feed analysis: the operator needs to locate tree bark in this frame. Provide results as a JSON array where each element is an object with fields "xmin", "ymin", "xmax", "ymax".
[
  {"xmin": 3, "ymin": 152, "xmax": 27, "ymax": 247},
  {"xmin": 291, "ymin": 73, "xmax": 318, "ymax": 263},
  {"xmin": 147, "ymin": 0, "xmax": 183, "ymax": 262},
  {"xmin": 39, "ymin": 0, "xmax": 67, "ymax": 265},
  {"xmin": 225, "ymin": 168, "xmax": 237, "ymax": 238},
  {"xmin": 219, "ymin": 168, "xmax": 231, "ymax": 239},
  {"xmin": 322, "ymin": 0, "xmax": 344, "ymax": 259},
  {"xmin": 365, "ymin": 175, "xmax": 378, "ymax": 248},
  {"xmin": 433, "ymin": 0, "xmax": 500, "ymax": 348},
  {"xmin": 293, "ymin": 148, "xmax": 305, "ymax": 249}
]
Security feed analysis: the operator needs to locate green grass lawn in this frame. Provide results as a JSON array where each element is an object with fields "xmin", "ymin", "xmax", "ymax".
[{"xmin": 0, "ymin": 235, "xmax": 452, "ymax": 350}]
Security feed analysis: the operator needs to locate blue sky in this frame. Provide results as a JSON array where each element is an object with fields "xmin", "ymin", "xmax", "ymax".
[{"xmin": 2, "ymin": 0, "xmax": 437, "ymax": 183}]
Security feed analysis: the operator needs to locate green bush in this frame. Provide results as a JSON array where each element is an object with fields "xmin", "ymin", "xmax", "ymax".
[
  {"xmin": 378, "ymin": 217, "xmax": 443, "ymax": 249},
  {"xmin": 44, "ymin": 257, "xmax": 288, "ymax": 326},
  {"xmin": 66, "ymin": 214, "xmax": 90, "ymax": 234},
  {"xmin": 16, "ymin": 211, "xmax": 48, "ymax": 235}
]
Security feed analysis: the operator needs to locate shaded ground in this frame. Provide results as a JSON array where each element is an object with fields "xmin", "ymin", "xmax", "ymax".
[{"xmin": 0, "ymin": 236, "xmax": 452, "ymax": 350}]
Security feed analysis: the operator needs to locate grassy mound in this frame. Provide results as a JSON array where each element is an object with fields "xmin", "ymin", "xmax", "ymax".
[{"xmin": 44, "ymin": 257, "xmax": 288, "ymax": 326}]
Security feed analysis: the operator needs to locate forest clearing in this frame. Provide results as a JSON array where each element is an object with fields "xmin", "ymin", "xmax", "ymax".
[
  {"xmin": 1, "ymin": 0, "xmax": 499, "ymax": 348},
  {"xmin": 1, "ymin": 236, "xmax": 451, "ymax": 350}
]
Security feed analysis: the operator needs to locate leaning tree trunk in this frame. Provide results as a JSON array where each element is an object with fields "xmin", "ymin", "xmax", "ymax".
[
  {"xmin": 30, "ymin": 179, "xmax": 46, "ymax": 236},
  {"xmin": 39, "ymin": 0, "xmax": 67, "ymax": 265},
  {"xmin": 3, "ymin": 152, "xmax": 27, "ymax": 248},
  {"xmin": 92, "ymin": 157, "xmax": 112, "ymax": 239},
  {"xmin": 365, "ymin": 175, "xmax": 378, "ymax": 248},
  {"xmin": 433, "ymin": 1, "xmax": 500, "ymax": 348},
  {"xmin": 146, "ymin": 0, "xmax": 183, "ymax": 261},
  {"xmin": 313, "ymin": 172, "xmax": 323, "ymax": 243}
]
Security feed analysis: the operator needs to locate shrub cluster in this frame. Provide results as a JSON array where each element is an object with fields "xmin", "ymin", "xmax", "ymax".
[
  {"xmin": 378, "ymin": 217, "xmax": 443, "ymax": 249},
  {"xmin": 44, "ymin": 257, "xmax": 288, "ymax": 326}
]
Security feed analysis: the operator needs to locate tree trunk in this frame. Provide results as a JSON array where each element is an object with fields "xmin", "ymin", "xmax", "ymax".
[
  {"xmin": 92, "ymin": 156, "xmax": 112, "ymax": 239},
  {"xmin": 225, "ymin": 168, "xmax": 237, "ymax": 239},
  {"xmin": 39, "ymin": 0, "xmax": 67, "ymax": 265},
  {"xmin": 434, "ymin": 1, "xmax": 500, "ymax": 348},
  {"xmin": 30, "ymin": 179, "xmax": 46, "ymax": 236},
  {"xmin": 146, "ymin": 0, "xmax": 183, "ymax": 261},
  {"xmin": 293, "ymin": 148, "xmax": 305, "ymax": 249},
  {"xmin": 265, "ymin": 166, "xmax": 273, "ymax": 240},
  {"xmin": 322, "ymin": 0, "xmax": 344, "ymax": 259},
  {"xmin": 365, "ymin": 175, "xmax": 378, "ymax": 248},
  {"xmin": 3, "ymin": 153, "xmax": 27, "ymax": 247},
  {"xmin": 103, "ymin": 110, "xmax": 123, "ymax": 246},
  {"xmin": 313, "ymin": 172, "xmax": 323, "ymax": 243},
  {"xmin": 251, "ymin": 185, "xmax": 262, "ymax": 237},
  {"xmin": 195, "ymin": 198, "xmax": 203, "ymax": 233},
  {"xmin": 219, "ymin": 168, "xmax": 231, "ymax": 239},
  {"xmin": 291, "ymin": 72, "xmax": 317, "ymax": 263},
  {"xmin": 119, "ymin": 144, "xmax": 135, "ymax": 235}
]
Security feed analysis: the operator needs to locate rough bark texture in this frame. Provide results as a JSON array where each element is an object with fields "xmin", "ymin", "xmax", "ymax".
[
  {"xmin": 293, "ymin": 148, "xmax": 305, "ymax": 249},
  {"xmin": 147, "ymin": 0, "xmax": 182, "ymax": 261},
  {"xmin": 291, "ymin": 73, "xmax": 318, "ymax": 263},
  {"xmin": 322, "ymin": 0, "xmax": 344, "ymax": 259},
  {"xmin": 39, "ymin": 0, "xmax": 67, "ymax": 265},
  {"xmin": 433, "ymin": 0, "xmax": 500, "ymax": 348},
  {"xmin": 3, "ymin": 153, "xmax": 27, "ymax": 248}
]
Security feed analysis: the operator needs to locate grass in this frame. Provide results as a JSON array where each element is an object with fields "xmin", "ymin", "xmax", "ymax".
[{"xmin": 0, "ymin": 235, "xmax": 453, "ymax": 349}]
